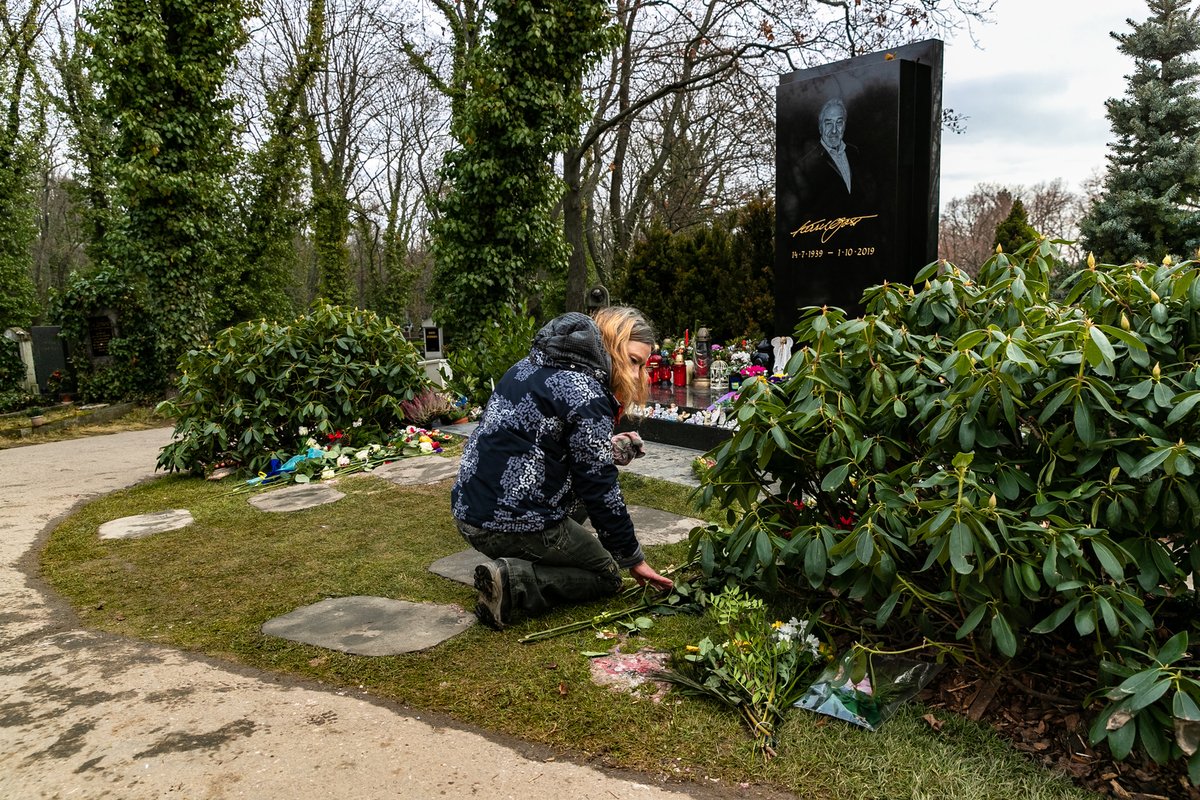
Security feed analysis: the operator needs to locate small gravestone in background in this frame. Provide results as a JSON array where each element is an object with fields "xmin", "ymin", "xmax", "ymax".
[
  {"xmin": 775, "ymin": 39, "xmax": 943, "ymax": 328},
  {"xmin": 3, "ymin": 328, "xmax": 36, "ymax": 391},
  {"xmin": 31, "ymin": 326, "xmax": 68, "ymax": 396},
  {"xmin": 86, "ymin": 310, "xmax": 118, "ymax": 366},
  {"xmin": 421, "ymin": 318, "xmax": 443, "ymax": 359}
]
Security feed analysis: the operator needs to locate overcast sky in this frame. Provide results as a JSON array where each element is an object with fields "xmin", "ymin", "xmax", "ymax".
[{"xmin": 939, "ymin": 0, "xmax": 1139, "ymax": 205}]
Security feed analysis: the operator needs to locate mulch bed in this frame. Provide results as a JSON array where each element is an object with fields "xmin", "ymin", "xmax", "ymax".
[{"xmin": 920, "ymin": 653, "xmax": 1199, "ymax": 799}]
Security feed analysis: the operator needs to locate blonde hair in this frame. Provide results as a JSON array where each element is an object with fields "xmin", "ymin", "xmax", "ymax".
[{"xmin": 592, "ymin": 306, "xmax": 654, "ymax": 409}]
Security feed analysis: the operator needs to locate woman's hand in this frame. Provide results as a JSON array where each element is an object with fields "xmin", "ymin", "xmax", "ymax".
[
  {"xmin": 629, "ymin": 560, "xmax": 673, "ymax": 590},
  {"xmin": 611, "ymin": 431, "xmax": 646, "ymax": 465}
]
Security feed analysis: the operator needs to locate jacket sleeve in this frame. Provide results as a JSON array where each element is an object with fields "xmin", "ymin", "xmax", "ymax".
[{"xmin": 565, "ymin": 385, "xmax": 644, "ymax": 569}]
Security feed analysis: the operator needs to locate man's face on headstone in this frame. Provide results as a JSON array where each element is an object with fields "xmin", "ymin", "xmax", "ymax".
[{"xmin": 820, "ymin": 106, "xmax": 846, "ymax": 149}]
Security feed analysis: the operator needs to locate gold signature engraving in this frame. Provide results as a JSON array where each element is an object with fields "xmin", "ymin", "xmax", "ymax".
[{"xmin": 790, "ymin": 214, "xmax": 880, "ymax": 244}]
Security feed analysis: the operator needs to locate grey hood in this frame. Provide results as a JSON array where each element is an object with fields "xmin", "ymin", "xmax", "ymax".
[{"xmin": 529, "ymin": 312, "xmax": 611, "ymax": 383}]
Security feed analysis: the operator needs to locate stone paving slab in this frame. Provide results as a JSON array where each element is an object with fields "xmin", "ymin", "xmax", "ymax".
[
  {"xmin": 615, "ymin": 506, "xmax": 703, "ymax": 546},
  {"xmin": 429, "ymin": 547, "xmax": 491, "ymax": 585},
  {"xmin": 429, "ymin": 505, "xmax": 702, "ymax": 586},
  {"xmin": 438, "ymin": 421, "xmax": 477, "ymax": 438},
  {"xmin": 247, "ymin": 482, "xmax": 345, "ymax": 512},
  {"xmin": 620, "ymin": 441, "xmax": 703, "ymax": 487},
  {"xmin": 371, "ymin": 455, "xmax": 460, "ymax": 486},
  {"xmin": 262, "ymin": 596, "xmax": 475, "ymax": 655},
  {"xmin": 98, "ymin": 508, "xmax": 194, "ymax": 540}
]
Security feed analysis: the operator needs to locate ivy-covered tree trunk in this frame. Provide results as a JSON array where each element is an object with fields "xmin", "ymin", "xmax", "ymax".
[
  {"xmin": 310, "ymin": 167, "xmax": 353, "ymax": 306},
  {"xmin": 562, "ymin": 153, "xmax": 590, "ymax": 312},
  {"xmin": 86, "ymin": 0, "xmax": 248, "ymax": 387},
  {"xmin": 429, "ymin": 0, "xmax": 612, "ymax": 338},
  {"xmin": 0, "ymin": 0, "xmax": 44, "ymax": 334},
  {"xmin": 50, "ymin": 26, "xmax": 115, "ymax": 268},
  {"xmin": 210, "ymin": 0, "xmax": 326, "ymax": 330}
]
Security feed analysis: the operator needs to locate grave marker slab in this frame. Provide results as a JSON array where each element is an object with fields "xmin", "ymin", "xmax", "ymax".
[
  {"xmin": 604, "ymin": 507, "xmax": 701, "ymax": 547},
  {"xmin": 429, "ymin": 548, "xmax": 491, "ymax": 585}
]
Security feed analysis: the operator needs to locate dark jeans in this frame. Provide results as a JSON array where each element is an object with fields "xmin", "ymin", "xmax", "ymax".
[{"xmin": 457, "ymin": 518, "xmax": 623, "ymax": 618}]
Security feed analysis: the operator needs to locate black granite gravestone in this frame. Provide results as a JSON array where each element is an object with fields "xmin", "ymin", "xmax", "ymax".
[
  {"xmin": 775, "ymin": 39, "xmax": 943, "ymax": 332},
  {"xmin": 30, "ymin": 327, "xmax": 68, "ymax": 394}
]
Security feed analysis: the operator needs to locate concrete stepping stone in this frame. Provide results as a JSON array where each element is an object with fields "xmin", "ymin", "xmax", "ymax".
[
  {"xmin": 429, "ymin": 506, "xmax": 701, "ymax": 587},
  {"xmin": 262, "ymin": 596, "xmax": 475, "ymax": 656},
  {"xmin": 429, "ymin": 548, "xmax": 492, "ymax": 585},
  {"xmin": 98, "ymin": 509, "xmax": 194, "ymax": 540},
  {"xmin": 438, "ymin": 421, "xmax": 477, "ymax": 438},
  {"xmin": 600, "ymin": 506, "xmax": 701, "ymax": 547},
  {"xmin": 371, "ymin": 455, "xmax": 460, "ymax": 486},
  {"xmin": 248, "ymin": 482, "xmax": 345, "ymax": 512},
  {"xmin": 620, "ymin": 441, "xmax": 703, "ymax": 487}
]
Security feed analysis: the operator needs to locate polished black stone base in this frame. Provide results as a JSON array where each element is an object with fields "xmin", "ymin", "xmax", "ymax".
[{"xmin": 618, "ymin": 381, "xmax": 735, "ymax": 452}]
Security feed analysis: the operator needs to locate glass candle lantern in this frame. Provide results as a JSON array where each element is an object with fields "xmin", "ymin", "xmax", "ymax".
[
  {"xmin": 671, "ymin": 351, "xmax": 687, "ymax": 386},
  {"xmin": 710, "ymin": 360, "xmax": 730, "ymax": 390},
  {"xmin": 694, "ymin": 327, "xmax": 710, "ymax": 382}
]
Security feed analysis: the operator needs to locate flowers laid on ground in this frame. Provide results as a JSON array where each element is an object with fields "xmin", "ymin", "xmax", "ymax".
[
  {"xmin": 655, "ymin": 586, "xmax": 829, "ymax": 759},
  {"xmin": 239, "ymin": 425, "xmax": 454, "ymax": 491}
]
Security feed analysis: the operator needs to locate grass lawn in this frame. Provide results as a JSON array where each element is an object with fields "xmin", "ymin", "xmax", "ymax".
[{"xmin": 39, "ymin": 462, "xmax": 1096, "ymax": 799}]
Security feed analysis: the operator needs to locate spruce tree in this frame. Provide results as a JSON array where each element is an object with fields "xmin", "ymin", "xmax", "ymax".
[{"xmin": 1080, "ymin": 0, "xmax": 1200, "ymax": 264}]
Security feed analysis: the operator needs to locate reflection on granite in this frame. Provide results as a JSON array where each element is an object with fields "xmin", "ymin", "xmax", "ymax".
[{"xmin": 645, "ymin": 382, "xmax": 731, "ymax": 411}]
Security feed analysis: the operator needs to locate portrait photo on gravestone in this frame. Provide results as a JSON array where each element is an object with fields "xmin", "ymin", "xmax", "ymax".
[{"xmin": 775, "ymin": 40, "xmax": 942, "ymax": 332}]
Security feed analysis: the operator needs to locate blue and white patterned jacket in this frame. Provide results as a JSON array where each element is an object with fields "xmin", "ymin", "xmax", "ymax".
[{"xmin": 451, "ymin": 313, "xmax": 644, "ymax": 568}]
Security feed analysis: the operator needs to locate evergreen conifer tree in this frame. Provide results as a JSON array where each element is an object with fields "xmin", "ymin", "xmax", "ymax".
[
  {"xmin": 993, "ymin": 199, "xmax": 1040, "ymax": 255},
  {"xmin": 1080, "ymin": 0, "xmax": 1200, "ymax": 263}
]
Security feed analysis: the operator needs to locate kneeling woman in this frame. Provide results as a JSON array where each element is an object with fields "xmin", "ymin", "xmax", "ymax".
[{"xmin": 451, "ymin": 307, "xmax": 673, "ymax": 629}]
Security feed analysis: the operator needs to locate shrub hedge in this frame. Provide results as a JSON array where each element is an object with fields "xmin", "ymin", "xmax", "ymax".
[
  {"xmin": 696, "ymin": 242, "xmax": 1200, "ymax": 777},
  {"xmin": 157, "ymin": 303, "xmax": 427, "ymax": 475}
]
